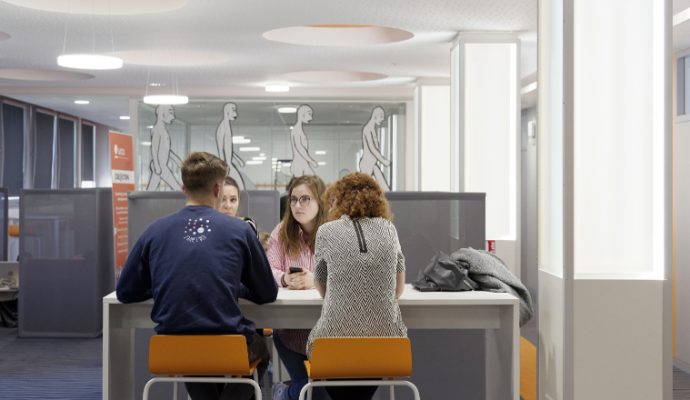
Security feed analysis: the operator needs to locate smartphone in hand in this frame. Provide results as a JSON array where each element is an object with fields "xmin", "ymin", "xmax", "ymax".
[{"xmin": 289, "ymin": 266, "xmax": 303, "ymax": 274}]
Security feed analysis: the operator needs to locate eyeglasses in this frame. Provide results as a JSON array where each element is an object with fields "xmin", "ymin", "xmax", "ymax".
[{"xmin": 289, "ymin": 195, "xmax": 311, "ymax": 207}]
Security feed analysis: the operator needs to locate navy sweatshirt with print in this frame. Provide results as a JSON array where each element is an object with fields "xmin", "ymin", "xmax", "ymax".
[{"xmin": 116, "ymin": 205, "xmax": 278, "ymax": 337}]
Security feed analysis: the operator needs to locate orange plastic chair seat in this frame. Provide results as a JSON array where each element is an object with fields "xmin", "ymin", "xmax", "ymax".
[
  {"xmin": 307, "ymin": 337, "xmax": 412, "ymax": 379},
  {"xmin": 148, "ymin": 335, "xmax": 256, "ymax": 376}
]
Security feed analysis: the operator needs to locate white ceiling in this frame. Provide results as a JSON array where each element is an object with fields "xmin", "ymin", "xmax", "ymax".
[{"xmin": 0, "ymin": 0, "xmax": 540, "ymax": 131}]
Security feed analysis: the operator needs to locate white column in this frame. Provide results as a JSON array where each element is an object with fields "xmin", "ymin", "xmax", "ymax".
[
  {"xmin": 538, "ymin": 0, "xmax": 672, "ymax": 399},
  {"xmin": 451, "ymin": 34, "xmax": 520, "ymax": 275},
  {"xmin": 415, "ymin": 85, "xmax": 451, "ymax": 191}
]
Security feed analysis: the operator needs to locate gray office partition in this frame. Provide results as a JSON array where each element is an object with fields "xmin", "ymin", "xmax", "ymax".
[
  {"xmin": 0, "ymin": 188, "xmax": 7, "ymax": 261},
  {"xmin": 385, "ymin": 192, "xmax": 486, "ymax": 282},
  {"xmin": 239, "ymin": 190, "xmax": 280, "ymax": 234},
  {"xmin": 128, "ymin": 190, "xmax": 281, "ymax": 250},
  {"xmin": 127, "ymin": 191, "xmax": 186, "ymax": 250},
  {"xmin": 18, "ymin": 188, "xmax": 114, "ymax": 337},
  {"xmin": 381, "ymin": 192, "xmax": 487, "ymax": 400}
]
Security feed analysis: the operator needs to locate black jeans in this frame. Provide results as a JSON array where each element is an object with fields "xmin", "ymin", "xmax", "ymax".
[{"xmin": 185, "ymin": 332, "xmax": 270, "ymax": 400}]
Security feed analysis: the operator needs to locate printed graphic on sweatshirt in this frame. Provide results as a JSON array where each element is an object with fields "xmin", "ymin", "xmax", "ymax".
[{"xmin": 184, "ymin": 217, "xmax": 213, "ymax": 243}]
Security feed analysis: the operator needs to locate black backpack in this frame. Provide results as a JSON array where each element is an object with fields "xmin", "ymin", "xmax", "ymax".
[{"xmin": 413, "ymin": 251, "xmax": 479, "ymax": 292}]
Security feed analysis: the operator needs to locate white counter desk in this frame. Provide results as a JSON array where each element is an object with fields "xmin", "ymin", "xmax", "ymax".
[{"xmin": 103, "ymin": 285, "xmax": 519, "ymax": 400}]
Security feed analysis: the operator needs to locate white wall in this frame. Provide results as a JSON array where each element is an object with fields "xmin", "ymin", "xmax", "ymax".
[
  {"xmin": 416, "ymin": 85, "xmax": 451, "ymax": 191},
  {"xmin": 675, "ymin": 118, "xmax": 690, "ymax": 369}
]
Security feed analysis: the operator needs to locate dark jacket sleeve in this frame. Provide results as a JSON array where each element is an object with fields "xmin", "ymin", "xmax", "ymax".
[
  {"xmin": 116, "ymin": 237, "xmax": 152, "ymax": 303},
  {"xmin": 241, "ymin": 229, "xmax": 278, "ymax": 304}
]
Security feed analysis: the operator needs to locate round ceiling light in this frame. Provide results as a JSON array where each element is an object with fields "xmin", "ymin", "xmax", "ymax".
[
  {"xmin": 143, "ymin": 95, "xmax": 189, "ymax": 105},
  {"xmin": 57, "ymin": 54, "xmax": 123, "ymax": 70},
  {"xmin": 263, "ymin": 25, "xmax": 413, "ymax": 46}
]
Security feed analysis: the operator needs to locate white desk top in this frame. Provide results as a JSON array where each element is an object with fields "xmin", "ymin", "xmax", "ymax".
[{"xmin": 104, "ymin": 284, "xmax": 517, "ymax": 306}]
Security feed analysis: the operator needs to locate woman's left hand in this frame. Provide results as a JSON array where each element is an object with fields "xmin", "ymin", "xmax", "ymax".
[{"xmin": 290, "ymin": 270, "xmax": 315, "ymax": 290}]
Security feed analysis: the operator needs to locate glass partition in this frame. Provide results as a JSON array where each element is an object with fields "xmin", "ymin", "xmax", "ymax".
[{"xmin": 136, "ymin": 100, "xmax": 406, "ymax": 190}]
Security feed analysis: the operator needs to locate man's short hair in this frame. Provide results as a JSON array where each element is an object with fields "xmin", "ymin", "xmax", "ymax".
[{"xmin": 181, "ymin": 152, "xmax": 228, "ymax": 195}]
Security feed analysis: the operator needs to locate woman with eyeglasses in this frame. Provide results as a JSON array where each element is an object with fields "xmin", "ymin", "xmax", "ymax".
[{"xmin": 266, "ymin": 175, "xmax": 330, "ymax": 400}]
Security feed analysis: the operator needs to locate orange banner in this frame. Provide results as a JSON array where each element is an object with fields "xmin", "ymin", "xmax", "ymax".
[{"xmin": 109, "ymin": 132, "xmax": 135, "ymax": 277}]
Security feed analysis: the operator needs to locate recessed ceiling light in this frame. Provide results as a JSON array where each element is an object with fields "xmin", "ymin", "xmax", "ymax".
[
  {"xmin": 259, "ymin": 153, "xmax": 265, "ymax": 157},
  {"xmin": 149, "ymin": 82, "xmax": 164, "ymax": 87},
  {"xmin": 246, "ymin": 160, "xmax": 263, "ymax": 165},
  {"xmin": 278, "ymin": 106, "xmax": 297, "ymax": 113},
  {"xmin": 239, "ymin": 146, "xmax": 260, "ymax": 152},
  {"xmin": 315, "ymin": 150, "xmax": 327, "ymax": 155},
  {"xmin": 232, "ymin": 136, "xmax": 251, "ymax": 144},
  {"xmin": 119, "ymin": 115, "xmax": 131, "ymax": 120},
  {"xmin": 143, "ymin": 95, "xmax": 189, "ymax": 105},
  {"xmin": 265, "ymin": 85, "xmax": 290, "ymax": 93},
  {"xmin": 318, "ymin": 161, "xmax": 327, "ymax": 166},
  {"xmin": 141, "ymin": 141, "xmax": 152, "ymax": 146},
  {"xmin": 252, "ymin": 156, "xmax": 267, "ymax": 161},
  {"xmin": 57, "ymin": 54, "xmax": 123, "ymax": 70},
  {"xmin": 74, "ymin": 100, "xmax": 90, "ymax": 105},
  {"xmin": 146, "ymin": 125, "xmax": 154, "ymax": 129}
]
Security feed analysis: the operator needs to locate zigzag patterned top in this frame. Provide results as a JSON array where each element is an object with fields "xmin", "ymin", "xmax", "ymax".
[{"xmin": 307, "ymin": 215, "xmax": 407, "ymax": 356}]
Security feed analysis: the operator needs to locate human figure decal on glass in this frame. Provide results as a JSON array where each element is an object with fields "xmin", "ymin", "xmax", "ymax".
[
  {"xmin": 147, "ymin": 105, "xmax": 182, "ymax": 191},
  {"xmin": 359, "ymin": 106, "xmax": 391, "ymax": 191},
  {"xmin": 290, "ymin": 104, "xmax": 318, "ymax": 177},
  {"xmin": 216, "ymin": 102, "xmax": 246, "ymax": 189}
]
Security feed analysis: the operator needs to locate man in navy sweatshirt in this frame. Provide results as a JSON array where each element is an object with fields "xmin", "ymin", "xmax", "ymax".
[{"xmin": 116, "ymin": 151, "xmax": 278, "ymax": 400}]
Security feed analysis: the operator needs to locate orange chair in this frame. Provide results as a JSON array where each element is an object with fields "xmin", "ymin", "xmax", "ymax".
[
  {"xmin": 144, "ymin": 335, "xmax": 262, "ymax": 400},
  {"xmin": 299, "ymin": 337, "xmax": 420, "ymax": 400}
]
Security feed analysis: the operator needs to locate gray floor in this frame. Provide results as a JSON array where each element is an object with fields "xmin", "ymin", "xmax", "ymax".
[{"xmin": 1, "ymin": 326, "xmax": 690, "ymax": 399}]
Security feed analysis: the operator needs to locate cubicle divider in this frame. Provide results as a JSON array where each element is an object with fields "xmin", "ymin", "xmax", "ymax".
[
  {"xmin": 0, "ymin": 188, "xmax": 7, "ymax": 261},
  {"xmin": 127, "ymin": 190, "xmax": 281, "ymax": 251},
  {"xmin": 19, "ymin": 188, "xmax": 114, "ymax": 337},
  {"xmin": 382, "ymin": 192, "xmax": 487, "ymax": 400}
]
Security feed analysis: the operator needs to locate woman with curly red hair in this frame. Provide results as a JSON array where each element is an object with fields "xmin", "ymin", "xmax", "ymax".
[{"xmin": 307, "ymin": 172, "xmax": 407, "ymax": 400}]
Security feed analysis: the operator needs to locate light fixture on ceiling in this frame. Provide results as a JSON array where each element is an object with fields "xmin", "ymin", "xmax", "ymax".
[
  {"xmin": 119, "ymin": 115, "xmax": 131, "ymax": 120},
  {"xmin": 315, "ymin": 150, "xmax": 327, "ymax": 155},
  {"xmin": 57, "ymin": 54, "xmax": 123, "ymax": 70},
  {"xmin": 74, "ymin": 99, "xmax": 90, "ymax": 105},
  {"xmin": 317, "ymin": 161, "xmax": 327, "ymax": 166},
  {"xmin": 265, "ymin": 84, "xmax": 290, "ymax": 93},
  {"xmin": 246, "ymin": 160, "xmax": 263, "ymax": 165},
  {"xmin": 232, "ymin": 136, "xmax": 251, "ymax": 144},
  {"xmin": 278, "ymin": 106, "xmax": 297, "ymax": 113},
  {"xmin": 142, "ymin": 69, "xmax": 189, "ymax": 105},
  {"xmin": 56, "ymin": 5, "xmax": 123, "ymax": 70},
  {"xmin": 143, "ymin": 94, "xmax": 189, "ymax": 105},
  {"xmin": 141, "ymin": 141, "xmax": 152, "ymax": 146},
  {"xmin": 239, "ymin": 146, "xmax": 260, "ymax": 152}
]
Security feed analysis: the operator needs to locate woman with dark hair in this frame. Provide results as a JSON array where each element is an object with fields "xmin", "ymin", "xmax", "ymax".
[
  {"xmin": 266, "ymin": 175, "xmax": 329, "ymax": 400},
  {"xmin": 307, "ymin": 172, "xmax": 407, "ymax": 400},
  {"xmin": 220, "ymin": 176, "xmax": 257, "ymax": 235}
]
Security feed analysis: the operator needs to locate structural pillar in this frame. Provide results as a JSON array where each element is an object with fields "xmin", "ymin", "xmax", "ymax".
[
  {"xmin": 538, "ymin": 0, "xmax": 672, "ymax": 399},
  {"xmin": 451, "ymin": 33, "xmax": 521, "ymax": 274}
]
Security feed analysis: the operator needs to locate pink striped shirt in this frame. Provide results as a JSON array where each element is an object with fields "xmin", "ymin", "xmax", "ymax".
[
  {"xmin": 266, "ymin": 222, "xmax": 315, "ymax": 286},
  {"xmin": 266, "ymin": 222, "xmax": 314, "ymax": 355}
]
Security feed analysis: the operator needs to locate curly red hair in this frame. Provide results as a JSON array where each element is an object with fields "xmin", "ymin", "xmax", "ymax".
[{"xmin": 326, "ymin": 172, "xmax": 392, "ymax": 221}]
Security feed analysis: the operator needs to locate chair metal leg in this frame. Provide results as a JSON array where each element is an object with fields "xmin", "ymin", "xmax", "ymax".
[
  {"xmin": 389, "ymin": 384, "xmax": 395, "ymax": 400},
  {"xmin": 173, "ymin": 381, "xmax": 178, "ymax": 400}
]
